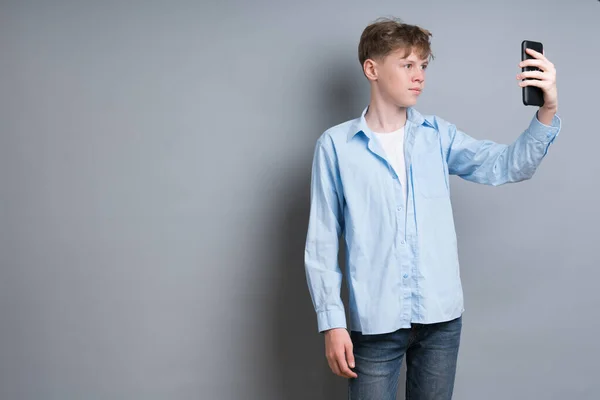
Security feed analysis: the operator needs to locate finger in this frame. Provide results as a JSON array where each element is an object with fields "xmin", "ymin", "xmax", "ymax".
[
  {"xmin": 518, "ymin": 79, "xmax": 551, "ymax": 89},
  {"xmin": 517, "ymin": 70, "xmax": 547, "ymax": 81},
  {"xmin": 336, "ymin": 359, "xmax": 355, "ymax": 378},
  {"xmin": 327, "ymin": 357, "xmax": 342, "ymax": 377},
  {"xmin": 345, "ymin": 342, "xmax": 356, "ymax": 370},
  {"xmin": 520, "ymin": 59, "xmax": 552, "ymax": 72},
  {"xmin": 345, "ymin": 343, "xmax": 358, "ymax": 378},
  {"xmin": 336, "ymin": 352, "xmax": 358, "ymax": 379},
  {"xmin": 525, "ymin": 47, "xmax": 548, "ymax": 62}
]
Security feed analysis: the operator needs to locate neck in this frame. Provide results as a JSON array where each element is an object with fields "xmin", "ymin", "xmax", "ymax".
[{"xmin": 364, "ymin": 95, "xmax": 408, "ymax": 133}]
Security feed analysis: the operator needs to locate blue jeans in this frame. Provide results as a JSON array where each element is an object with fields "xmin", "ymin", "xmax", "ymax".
[{"xmin": 348, "ymin": 316, "xmax": 462, "ymax": 400}]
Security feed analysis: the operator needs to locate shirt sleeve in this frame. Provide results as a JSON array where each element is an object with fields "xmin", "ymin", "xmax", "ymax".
[
  {"xmin": 304, "ymin": 136, "xmax": 347, "ymax": 333},
  {"xmin": 444, "ymin": 111, "xmax": 562, "ymax": 185}
]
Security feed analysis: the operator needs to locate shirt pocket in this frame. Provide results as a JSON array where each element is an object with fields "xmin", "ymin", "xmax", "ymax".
[{"xmin": 414, "ymin": 144, "xmax": 448, "ymax": 199}]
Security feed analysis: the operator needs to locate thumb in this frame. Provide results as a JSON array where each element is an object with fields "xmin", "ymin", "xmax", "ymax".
[{"xmin": 345, "ymin": 341, "xmax": 355, "ymax": 369}]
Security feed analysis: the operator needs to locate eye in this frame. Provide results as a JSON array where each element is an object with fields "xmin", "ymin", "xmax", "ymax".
[
  {"xmin": 421, "ymin": 64, "xmax": 428, "ymax": 70},
  {"xmin": 404, "ymin": 64, "xmax": 412, "ymax": 69}
]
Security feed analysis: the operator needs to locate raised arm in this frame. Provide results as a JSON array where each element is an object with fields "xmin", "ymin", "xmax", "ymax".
[
  {"xmin": 445, "ymin": 46, "xmax": 561, "ymax": 185},
  {"xmin": 445, "ymin": 111, "xmax": 561, "ymax": 185}
]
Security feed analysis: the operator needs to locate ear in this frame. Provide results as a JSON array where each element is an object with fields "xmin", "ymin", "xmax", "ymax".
[{"xmin": 363, "ymin": 59, "xmax": 378, "ymax": 81}]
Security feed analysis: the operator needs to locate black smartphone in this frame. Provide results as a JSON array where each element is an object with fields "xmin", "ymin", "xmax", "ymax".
[{"xmin": 521, "ymin": 40, "xmax": 544, "ymax": 107}]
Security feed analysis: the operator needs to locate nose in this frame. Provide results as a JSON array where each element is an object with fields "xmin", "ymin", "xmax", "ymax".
[{"xmin": 412, "ymin": 69, "xmax": 425, "ymax": 82}]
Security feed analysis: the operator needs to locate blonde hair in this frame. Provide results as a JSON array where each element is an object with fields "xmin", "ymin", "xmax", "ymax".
[{"xmin": 358, "ymin": 17, "xmax": 434, "ymax": 67}]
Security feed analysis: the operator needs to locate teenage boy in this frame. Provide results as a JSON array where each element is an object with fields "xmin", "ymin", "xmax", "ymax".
[{"xmin": 304, "ymin": 17, "xmax": 560, "ymax": 400}]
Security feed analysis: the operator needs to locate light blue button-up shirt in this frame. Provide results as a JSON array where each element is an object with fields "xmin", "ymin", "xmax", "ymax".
[{"xmin": 304, "ymin": 106, "xmax": 561, "ymax": 334}]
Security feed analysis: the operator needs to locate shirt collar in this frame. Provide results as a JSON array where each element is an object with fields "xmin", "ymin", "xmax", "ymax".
[{"xmin": 347, "ymin": 105, "xmax": 434, "ymax": 142}]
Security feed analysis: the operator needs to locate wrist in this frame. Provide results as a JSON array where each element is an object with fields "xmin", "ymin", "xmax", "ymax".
[
  {"xmin": 540, "ymin": 103, "xmax": 558, "ymax": 113},
  {"xmin": 537, "ymin": 105, "xmax": 558, "ymax": 126}
]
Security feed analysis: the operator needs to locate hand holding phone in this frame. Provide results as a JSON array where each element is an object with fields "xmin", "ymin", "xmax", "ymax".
[{"xmin": 521, "ymin": 40, "xmax": 544, "ymax": 107}]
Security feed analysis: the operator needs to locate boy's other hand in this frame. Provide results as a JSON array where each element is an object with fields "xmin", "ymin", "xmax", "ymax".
[{"xmin": 324, "ymin": 328, "xmax": 358, "ymax": 379}]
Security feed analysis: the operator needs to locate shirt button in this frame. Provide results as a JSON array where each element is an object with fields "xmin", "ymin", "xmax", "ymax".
[
  {"xmin": 397, "ymin": 206, "xmax": 402, "ymax": 211},
  {"xmin": 403, "ymin": 274, "xmax": 409, "ymax": 279},
  {"xmin": 401, "ymin": 240, "xmax": 406, "ymax": 244}
]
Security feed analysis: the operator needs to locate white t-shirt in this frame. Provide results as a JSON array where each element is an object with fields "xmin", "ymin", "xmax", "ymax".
[{"xmin": 373, "ymin": 126, "xmax": 407, "ymax": 205}]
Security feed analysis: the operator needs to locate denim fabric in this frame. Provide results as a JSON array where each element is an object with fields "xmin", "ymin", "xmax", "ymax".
[{"xmin": 348, "ymin": 316, "xmax": 462, "ymax": 400}]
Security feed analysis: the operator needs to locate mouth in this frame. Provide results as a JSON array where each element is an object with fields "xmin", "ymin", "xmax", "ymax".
[{"xmin": 409, "ymin": 88, "xmax": 422, "ymax": 93}]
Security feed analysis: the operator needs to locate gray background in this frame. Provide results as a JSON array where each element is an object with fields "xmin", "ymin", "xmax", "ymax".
[{"xmin": 1, "ymin": 0, "xmax": 598, "ymax": 399}]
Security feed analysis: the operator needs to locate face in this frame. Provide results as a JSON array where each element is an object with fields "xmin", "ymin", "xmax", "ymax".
[{"xmin": 367, "ymin": 48, "xmax": 428, "ymax": 107}]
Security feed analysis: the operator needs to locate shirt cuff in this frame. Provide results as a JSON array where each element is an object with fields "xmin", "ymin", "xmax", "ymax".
[
  {"xmin": 527, "ymin": 111, "xmax": 562, "ymax": 143},
  {"xmin": 317, "ymin": 309, "xmax": 347, "ymax": 333}
]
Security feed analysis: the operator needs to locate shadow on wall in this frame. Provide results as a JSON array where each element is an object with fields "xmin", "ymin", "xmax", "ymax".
[
  {"xmin": 266, "ymin": 55, "xmax": 360, "ymax": 400},
  {"xmin": 264, "ymin": 52, "xmax": 410, "ymax": 400}
]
